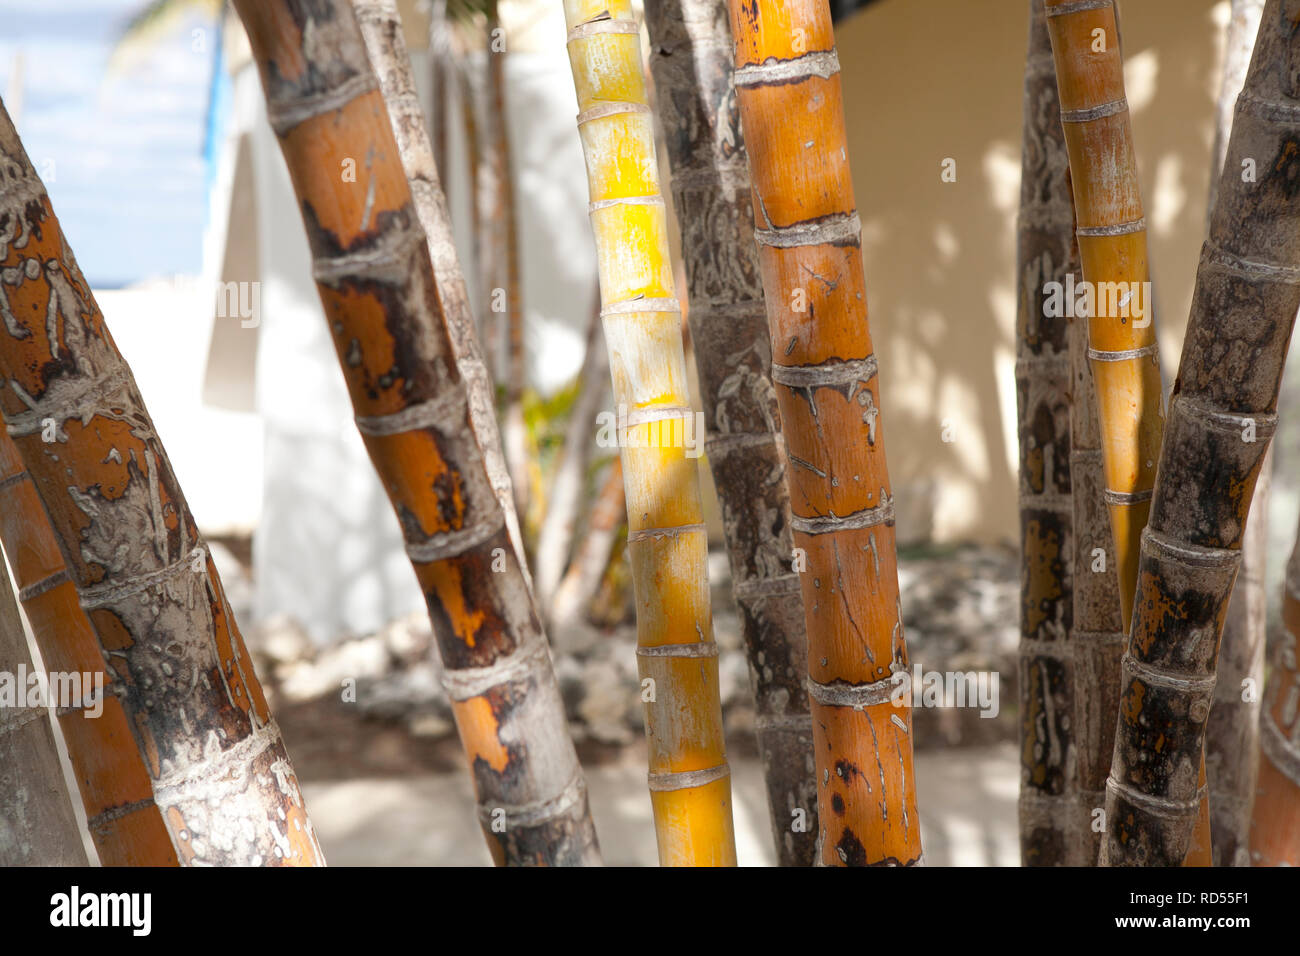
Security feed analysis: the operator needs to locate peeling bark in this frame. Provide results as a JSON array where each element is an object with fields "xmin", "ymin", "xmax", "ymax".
[
  {"xmin": 0, "ymin": 101, "xmax": 323, "ymax": 867},
  {"xmin": 236, "ymin": 0, "xmax": 599, "ymax": 866},
  {"xmin": 644, "ymin": 0, "xmax": 816, "ymax": 866},
  {"xmin": 0, "ymin": 432, "xmax": 176, "ymax": 865},
  {"xmin": 1016, "ymin": 0, "xmax": 1078, "ymax": 867},
  {"xmin": 724, "ymin": 0, "xmax": 921, "ymax": 866},
  {"xmin": 1102, "ymin": 0, "xmax": 1300, "ymax": 866}
]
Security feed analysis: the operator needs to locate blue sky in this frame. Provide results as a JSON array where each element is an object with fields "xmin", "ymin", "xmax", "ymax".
[{"xmin": 0, "ymin": 0, "xmax": 222, "ymax": 287}]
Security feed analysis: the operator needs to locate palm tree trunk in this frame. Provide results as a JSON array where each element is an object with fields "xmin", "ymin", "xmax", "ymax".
[
  {"xmin": 1101, "ymin": 0, "xmax": 1300, "ymax": 866},
  {"xmin": 562, "ymin": 0, "xmax": 737, "ymax": 865},
  {"xmin": 1249, "ymin": 508, "xmax": 1300, "ymax": 865},
  {"xmin": 0, "ymin": 555, "xmax": 86, "ymax": 866},
  {"xmin": 0, "ymin": 433, "xmax": 176, "ymax": 865},
  {"xmin": 1205, "ymin": 0, "xmax": 1268, "ymax": 868},
  {"xmin": 724, "ymin": 0, "xmax": 922, "ymax": 866},
  {"xmin": 1015, "ymin": 0, "xmax": 1078, "ymax": 867},
  {"xmin": 235, "ymin": 0, "xmax": 599, "ymax": 866},
  {"xmin": 0, "ymin": 99, "xmax": 323, "ymax": 867},
  {"xmin": 644, "ymin": 0, "xmax": 816, "ymax": 867}
]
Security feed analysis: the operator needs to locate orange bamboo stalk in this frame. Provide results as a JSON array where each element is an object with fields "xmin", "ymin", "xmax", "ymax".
[
  {"xmin": 1044, "ymin": 0, "xmax": 1162, "ymax": 638},
  {"xmin": 235, "ymin": 0, "xmax": 599, "ymax": 865},
  {"xmin": 0, "ymin": 433, "xmax": 176, "ymax": 866},
  {"xmin": 562, "ymin": 0, "xmax": 737, "ymax": 865},
  {"xmin": 724, "ymin": 0, "xmax": 922, "ymax": 865},
  {"xmin": 0, "ymin": 101, "xmax": 323, "ymax": 867}
]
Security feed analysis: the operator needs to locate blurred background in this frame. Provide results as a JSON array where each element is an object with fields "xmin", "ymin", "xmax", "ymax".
[{"xmin": 0, "ymin": 0, "xmax": 1287, "ymax": 864}]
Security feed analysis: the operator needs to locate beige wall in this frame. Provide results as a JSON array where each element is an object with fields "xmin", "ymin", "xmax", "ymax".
[{"xmin": 836, "ymin": 0, "xmax": 1224, "ymax": 544}]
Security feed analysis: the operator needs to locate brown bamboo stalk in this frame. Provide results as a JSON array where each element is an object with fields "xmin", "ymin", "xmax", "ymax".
[
  {"xmin": 0, "ymin": 556, "xmax": 87, "ymax": 866},
  {"xmin": 353, "ymin": 0, "xmax": 530, "ymax": 583},
  {"xmin": 1102, "ymin": 0, "xmax": 1300, "ymax": 866},
  {"xmin": 1015, "ymin": 0, "xmax": 1078, "ymax": 867},
  {"xmin": 0, "ymin": 99, "xmax": 323, "ymax": 867},
  {"xmin": 725, "ymin": 0, "xmax": 922, "ymax": 866},
  {"xmin": 0, "ymin": 432, "xmax": 176, "ymax": 865},
  {"xmin": 645, "ymin": 0, "xmax": 816, "ymax": 868},
  {"xmin": 1205, "ymin": 0, "xmax": 1269, "ymax": 868},
  {"xmin": 236, "ymin": 0, "xmax": 599, "ymax": 866},
  {"xmin": 1068, "ymin": 303, "xmax": 1126, "ymax": 866},
  {"xmin": 1249, "ymin": 508, "xmax": 1300, "ymax": 865}
]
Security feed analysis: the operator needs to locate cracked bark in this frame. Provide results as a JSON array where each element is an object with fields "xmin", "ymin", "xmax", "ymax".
[
  {"xmin": 0, "ymin": 101, "xmax": 323, "ymax": 867},
  {"xmin": 1016, "ymin": 0, "xmax": 1078, "ymax": 868},
  {"xmin": 644, "ymin": 0, "xmax": 816, "ymax": 866},
  {"xmin": 236, "ymin": 0, "xmax": 599, "ymax": 866},
  {"xmin": 1101, "ymin": 0, "xmax": 1300, "ymax": 866},
  {"xmin": 724, "ymin": 0, "xmax": 921, "ymax": 866},
  {"xmin": 563, "ymin": 0, "xmax": 737, "ymax": 865},
  {"xmin": 0, "ymin": 432, "xmax": 175, "ymax": 865}
]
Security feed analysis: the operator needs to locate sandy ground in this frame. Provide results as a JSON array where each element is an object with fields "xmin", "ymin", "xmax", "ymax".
[{"xmin": 301, "ymin": 742, "xmax": 1019, "ymax": 867}]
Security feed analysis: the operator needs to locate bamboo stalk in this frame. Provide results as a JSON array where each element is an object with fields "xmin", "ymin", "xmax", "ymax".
[
  {"xmin": 0, "ymin": 99, "xmax": 323, "ymax": 867},
  {"xmin": 1015, "ymin": 0, "xmax": 1078, "ymax": 867},
  {"xmin": 352, "ymin": 0, "xmax": 530, "ymax": 583},
  {"xmin": 1249, "ymin": 509, "xmax": 1300, "ymax": 865},
  {"xmin": 550, "ymin": 457, "xmax": 625, "ymax": 637},
  {"xmin": 535, "ymin": 295, "xmax": 608, "ymax": 617},
  {"xmin": 724, "ymin": 0, "xmax": 922, "ymax": 866},
  {"xmin": 484, "ymin": 0, "xmax": 531, "ymax": 531},
  {"xmin": 1101, "ymin": 0, "xmax": 1300, "ymax": 866},
  {"xmin": 644, "ymin": 0, "xmax": 816, "ymax": 867},
  {"xmin": 1044, "ymin": 0, "xmax": 1162, "ymax": 641},
  {"xmin": 236, "ymin": 0, "xmax": 599, "ymax": 866},
  {"xmin": 562, "ymin": 0, "xmax": 737, "ymax": 866},
  {"xmin": 0, "ymin": 433, "xmax": 176, "ymax": 865},
  {"xmin": 1204, "ymin": 0, "xmax": 1269, "ymax": 868},
  {"xmin": 0, "ymin": 552, "xmax": 87, "ymax": 866},
  {"xmin": 1068, "ymin": 305, "xmax": 1126, "ymax": 866}
]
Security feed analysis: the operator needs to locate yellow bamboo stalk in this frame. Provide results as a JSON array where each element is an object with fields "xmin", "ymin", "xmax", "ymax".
[
  {"xmin": 561, "ymin": 0, "xmax": 736, "ymax": 866},
  {"xmin": 1045, "ymin": 0, "xmax": 1162, "ymax": 633}
]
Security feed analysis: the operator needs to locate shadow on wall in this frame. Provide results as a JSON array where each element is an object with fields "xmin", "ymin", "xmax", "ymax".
[{"xmin": 834, "ymin": 0, "xmax": 1220, "ymax": 546}]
